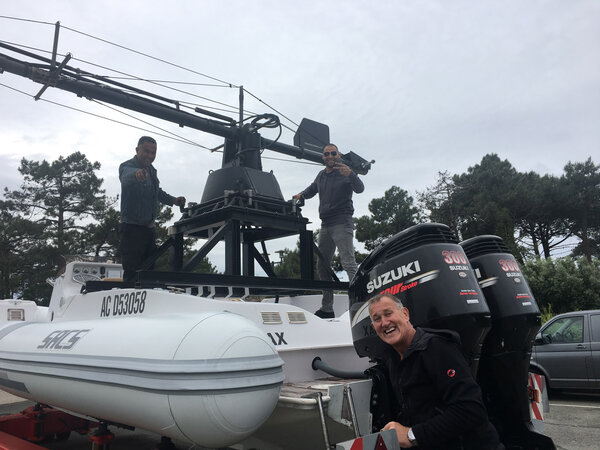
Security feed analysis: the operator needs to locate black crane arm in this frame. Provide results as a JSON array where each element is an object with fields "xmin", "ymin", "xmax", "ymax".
[{"xmin": 0, "ymin": 45, "xmax": 371, "ymax": 174}]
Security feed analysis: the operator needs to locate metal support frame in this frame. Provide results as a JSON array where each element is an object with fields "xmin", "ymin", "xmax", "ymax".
[
  {"xmin": 139, "ymin": 236, "xmax": 175, "ymax": 271},
  {"xmin": 242, "ymin": 241, "xmax": 255, "ymax": 276},
  {"xmin": 132, "ymin": 270, "xmax": 348, "ymax": 295},
  {"xmin": 126, "ymin": 202, "xmax": 349, "ymax": 295},
  {"xmin": 249, "ymin": 244, "xmax": 277, "ymax": 277},
  {"xmin": 344, "ymin": 386, "xmax": 361, "ymax": 438},
  {"xmin": 34, "ymin": 52, "xmax": 71, "ymax": 100},
  {"xmin": 315, "ymin": 392, "xmax": 332, "ymax": 450},
  {"xmin": 300, "ymin": 229, "xmax": 315, "ymax": 280},
  {"xmin": 89, "ymin": 422, "xmax": 114, "ymax": 450},
  {"xmin": 225, "ymin": 219, "xmax": 241, "ymax": 275},
  {"xmin": 170, "ymin": 231, "xmax": 184, "ymax": 271},
  {"xmin": 182, "ymin": 222, "xmax": 228, "ymax": 272},
  {"xmin": 170, "ymin": 200, "xmax": 318, "ymax": 281},
  {"xmin": 50, "ymin": 21, "xmax": 60, "ymax": 69}
]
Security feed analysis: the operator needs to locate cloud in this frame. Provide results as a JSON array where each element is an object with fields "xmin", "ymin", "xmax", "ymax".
[{"xmin": 0, "ymin": 0, "xmax": 598, "ymax": 270}]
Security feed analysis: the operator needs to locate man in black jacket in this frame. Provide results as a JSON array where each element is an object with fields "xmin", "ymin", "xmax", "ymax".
[
  {"xmin": 368, "ymin": 293, "xmax": 501, "ymax": 449},
  {"xmin": 119, "ymin": 136, "xmax": 186, "ymax": 281},
  {"xmin": 293, "ymin": 143, "xmax": 364, "ymax": 318}
]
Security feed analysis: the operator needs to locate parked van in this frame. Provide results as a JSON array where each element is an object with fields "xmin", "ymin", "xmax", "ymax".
[{"xmin": 530, "ymin": 310, "xmax": 600, "ymax": 390}]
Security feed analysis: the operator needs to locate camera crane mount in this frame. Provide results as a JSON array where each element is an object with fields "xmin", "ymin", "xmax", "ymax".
[{"xmin": 0, "ymin": 24, "xmax": 374, "ymax": 296}]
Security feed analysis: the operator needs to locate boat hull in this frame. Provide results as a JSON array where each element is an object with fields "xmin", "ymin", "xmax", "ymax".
[{"xmin": 0, "ymin": 309, "xmax": 284, "ymax": 448}]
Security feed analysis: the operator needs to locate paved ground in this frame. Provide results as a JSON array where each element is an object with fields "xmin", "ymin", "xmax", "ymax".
[
  {"xmin": 2, "ymin": 390, "xmax": 600, "ymax": 449},
  {"xmin": 543, "ymin": 391, "xmax": 600, "ymax": 450}
]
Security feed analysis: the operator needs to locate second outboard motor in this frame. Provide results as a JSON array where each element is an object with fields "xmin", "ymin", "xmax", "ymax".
[
  {"xmin": 461, "ymin": 235, "xmax": 554, "ymax": 450},
  {"xmin": 349, "ymin": 223, "xmax": 491, "ymax": 373}
]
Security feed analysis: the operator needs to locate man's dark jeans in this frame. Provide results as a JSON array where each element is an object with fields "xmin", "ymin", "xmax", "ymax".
[{"xmin": 120, "ymin": 223, "xmax": 156, "ymax": 281}]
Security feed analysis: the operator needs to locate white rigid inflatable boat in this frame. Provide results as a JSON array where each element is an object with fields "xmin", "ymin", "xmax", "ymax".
[
  {"xmin": 0, "ymin": 262, "xmax": 286, "ymax": 448},
  {"xmin": 0, "ymin": 261, "xmax": 370, "ymax": 449}
]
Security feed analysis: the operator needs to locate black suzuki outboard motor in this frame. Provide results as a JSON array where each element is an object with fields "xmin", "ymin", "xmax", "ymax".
[
  {"xmin": 461, "ymin": 235, "xmax": 555, "ymax": 450},
  {"xmin": 349, "ymin": 223, "xmax": 491, "ymax": 371}
]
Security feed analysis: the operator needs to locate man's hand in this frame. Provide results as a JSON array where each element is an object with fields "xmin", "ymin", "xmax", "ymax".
[
  {"xmin": 135, "ymin": 168, "xmax": 148, "ymax": 181},
  {"xmin": 292, "ymin": 193, "xmax": 303, "ymax": 200},
  {"xmin": 174, "ymin": 196, "xmax": 186, "ymax": 207},
  {"xmin": 382, "ymin": 421, "xmax": 412, "ymax": 447},
  {"xmin": 334, "ymin": 162, "xmax": 352, "ymax": 177}
]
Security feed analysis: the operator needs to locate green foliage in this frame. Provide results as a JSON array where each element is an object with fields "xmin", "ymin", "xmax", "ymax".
[
  {"xmin": 4, "ymin": 152, "xmax": 113, "ymax": 253},
  {"xmin": 419, "ymin": 171, "xmax": 461, "ymax": 236},
  {"xmin": 0, "ymin": 200, "xmax": 50, "ymax": 300},
  {"xmin": 84, "ymin": 207, "xmax": 121, "ymax": 259},
  {"xmin": 421, "ymin": 157, "xmax": 521, "ymax": 251},
  {"xmin": 272, "ymin": 233, "xmax": 365, "ymax": 281},
  {"xmin": 522, "ymin": 257, "xmax": 600, "ymax": 314},
  {"xmin": 571, "ymin": 228, "xmax": 600, "ymax": 259},
  {"xmin": 560, "ymin": 158, "xmax": 600, "ymax": 261},
  {"xmin": 331, "ymin": 250, "xmax": 367, "ymax": 274},
  {"xmin": 1, "ymin": 152, "xmax": 217, "ymax": 302},
  {"xmin": 355, "ymin": 186, "xmax": 421, "ymax": 250},
  {"xmin": 448, "ymin": 154, "xmax": 522, "ymax": 256},
  {"xmin": 538, "ymin": 304, "xmax": 555, "ymax": 325},
  {"xmin": 1, "ymin": 152, "xmax": 121, "ymax": 301},
  {"xmin": 420, "ymin": 154, "xmax": 600, "ymax": 262},
  {"xmin": 185, "ymin": 251, "xmax": 219, "ymax": 274},
  {"xmin": 273, "ymin": 247, "xmax": 301, "ymax": 278},
  {"xmin": 514, "ymin": 173, "xmax": 571, "ymax": 259}
]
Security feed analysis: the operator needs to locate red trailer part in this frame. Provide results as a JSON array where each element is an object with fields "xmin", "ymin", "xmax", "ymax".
[
  {"xmin": 0, "ymin": 404, "xmax": 96, "ymax": 444},
  {"xmin": 0, "ymin": 431, "xmax": 47, "ymax": 450}
]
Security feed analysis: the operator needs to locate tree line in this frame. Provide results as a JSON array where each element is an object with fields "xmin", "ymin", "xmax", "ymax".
[
  {"xmin": 356, "ymin": 154, "xmax": 599, "ymax": 262},
  {"xmin": 278, "ymin": 153, "xmax": 600, "ymax": 315},
  {"xmin": 2, "ymin": 151, "xmax": 598, "ymax": 314},
  {"xmin": 0, "ymin": 152, "xmax": 215, "ymax": 303}
]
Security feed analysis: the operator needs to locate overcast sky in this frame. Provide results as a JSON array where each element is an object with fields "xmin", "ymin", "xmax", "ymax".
[{"xmin": 1, "ymin": 1, "xmax": 599, "ymax": 271}]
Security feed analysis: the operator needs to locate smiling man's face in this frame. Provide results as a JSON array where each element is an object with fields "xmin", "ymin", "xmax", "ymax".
[
  {"xmin": 369, "ymin": 296, "xmax": 415, "ymax": 354},
  {"xmin": 322, "ymin": 144, "xmax": 341, "ymax": 169}
]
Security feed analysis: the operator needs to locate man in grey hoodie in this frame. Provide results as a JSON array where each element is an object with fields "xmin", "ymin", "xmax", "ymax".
[{"xmin": 293, "ymin": 143, "xmax": 364, "ymax": 318}]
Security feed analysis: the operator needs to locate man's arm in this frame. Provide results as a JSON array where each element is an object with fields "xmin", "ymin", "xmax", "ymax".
[
  {"xmin": 119, "ymin": 163, "xmax": 141, "ymax": 186},
  {"xmin": 293, "ymin": 174, "xmax": 319, "ymax": 200},
  {"xmin": 382, "ymin": 422, "xmax": 413, "ymax": 448},
  {"xmin": 158, "ymin": 188, "xmax": 185, "ymax": 208},
  {"xmin": 334, "ymin": 163, "xmax": 364, "ymax": 193},
  {"xmin": 410, "ymin": 339, "xmax": 490, "ymax": 447},
  {"xmin": 348, "ymin": 170, "xmax": 364, "ymax": 193}
]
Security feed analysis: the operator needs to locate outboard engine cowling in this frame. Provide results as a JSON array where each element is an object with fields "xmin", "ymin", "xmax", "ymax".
[
  {"xmin": 349, "ymin": 223, "xmax": 491, "ymax": 374},
  {"xmin": 461, "ymin": 236, "xmax": 554, "ymax": 449}
]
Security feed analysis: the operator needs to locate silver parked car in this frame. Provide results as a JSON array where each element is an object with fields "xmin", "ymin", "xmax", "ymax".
[{"xmin": 530, "ymin": 310, "xmax": 600, "ymax": 390}]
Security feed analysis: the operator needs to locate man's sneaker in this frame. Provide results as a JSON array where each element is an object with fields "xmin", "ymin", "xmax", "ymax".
[{"xmin": 315, "ymin": 309, "xmax": 335, "ymax": 319}]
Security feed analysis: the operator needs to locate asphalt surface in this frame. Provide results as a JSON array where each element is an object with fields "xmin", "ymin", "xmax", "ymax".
[
  {"xmin": 1, "ymin": 390, "xmax": 600, "ymax": 449},
  {"xmin": 543, "ymin": 391, "xmax": 600, "ymax": 450}
]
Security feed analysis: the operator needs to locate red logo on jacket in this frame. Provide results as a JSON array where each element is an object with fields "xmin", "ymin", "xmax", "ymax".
[{"xmin": 447, "ymin": 369, "xmax": 456, "ymax": 378}]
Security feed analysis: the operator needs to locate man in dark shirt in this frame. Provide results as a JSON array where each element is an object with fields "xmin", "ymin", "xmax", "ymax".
[
  {"xmin": 119, "ymin": 136, "xmax": 186, "ymax": 281},
  {"xmin": 293, "ymin": 143, "xmax": 364, "ymax": 318},
  {"xmin": 368, "ymin": 293, "xmax": 502, "ymax": 449}
]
